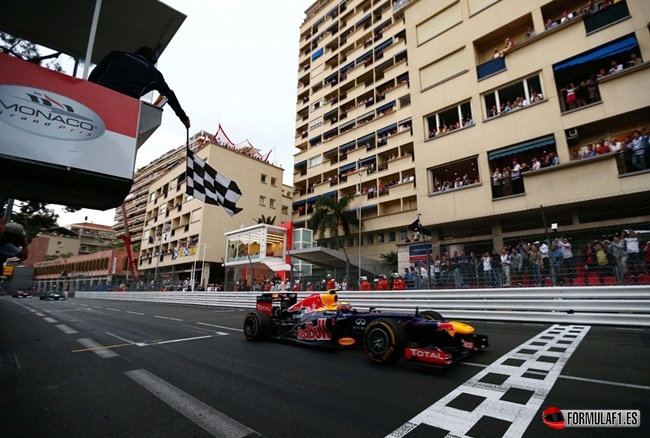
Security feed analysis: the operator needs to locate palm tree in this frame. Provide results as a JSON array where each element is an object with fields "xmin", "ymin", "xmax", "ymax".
[
  {"xmin": 380, "ymin": 251, "xmax": 398, "ymax": 273},
  {"xmin": 253, "ymin": 214, "xmax": 276, "ymax": 225},
  {"xmin": 308, "ymin": 195, "xmax": 358, "ymax": 279}
]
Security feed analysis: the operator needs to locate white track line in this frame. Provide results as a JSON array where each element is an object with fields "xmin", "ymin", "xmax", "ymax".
[
  {"xmin": 154, "ymin": 315, "xmax": 183, "ymax": 321},
  {"xmin": 56, "ymin": 324, "xmax": 78, "ymax": 334},
  {"xmin": 76, "ymin": 338, "xmax": 119, "ymax": 358},
  {"xmin": 387, "ymin": 324, "xmax": 590, "ymax": 438},
  {"xmin": 197, "ymin": 322, "xmax": 243, "ymax": 332},
  {"xmin": 126, "ymin": 311, "xmax": 145, "ymax": 316},
  {"xmin": 125, "ymin": 369, "xmax": 260, "ymax": 437},
  {"xmin": 43, "ymin": 317, "xmax": 58, "ymax": 323}
]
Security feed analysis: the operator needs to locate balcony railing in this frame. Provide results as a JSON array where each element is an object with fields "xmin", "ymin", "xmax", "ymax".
[
  {"xmin": 477, "ymin": 56, "xmax": 506, "ymax": 80},
  {"xmin": 584, "ymin": 1, "xmax": 630, "ymax": 34}
]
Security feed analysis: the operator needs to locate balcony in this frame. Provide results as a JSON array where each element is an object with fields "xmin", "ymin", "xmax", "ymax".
[
  {"xmin": 584, "ymin": 1, "xmax": 630, "ymax": 34},
  {"xmin": 476, "ymin": 56, "xmax": 506, "ymax": 81}
]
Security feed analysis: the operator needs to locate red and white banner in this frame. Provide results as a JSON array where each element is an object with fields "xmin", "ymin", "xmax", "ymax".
[{"xmin": 0, "ymin": 53, "xmax": 140, "ymax": 179}]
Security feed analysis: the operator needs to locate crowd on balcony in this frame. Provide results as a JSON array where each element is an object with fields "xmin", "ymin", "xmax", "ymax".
[
  {"xmin": 433, "ymin": 174, "xmax": 480, "ymax": 193},
  {"xmin": 571, "ymin": 127, "xmax": 649, "ymax": 172},
  {"xmin": 428, "ymin": 114, "xmax": 474, "ymax": 138},
  {"xmin": 487, "ymin": 90, "xmax": 544, "ymax": 119},
  {"xmin": 545, "ymin": 0, "xmax": 617, "ymax": 31}
]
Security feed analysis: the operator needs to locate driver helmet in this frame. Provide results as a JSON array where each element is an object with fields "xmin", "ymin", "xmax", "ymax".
[
  {"xmin": 360, "ymin": 276, "xmax": 367, "ymax": 281},
  {"xmin": 338, "ymin": 302, "xmax": 353, "ymax": 312},
  {"xmin": 326, "ymin": 274, "xmax": 332, "ymax": 278},
  {"xmin": 307, "ymin": 282, "xmax": 312, "ymax": 286}
]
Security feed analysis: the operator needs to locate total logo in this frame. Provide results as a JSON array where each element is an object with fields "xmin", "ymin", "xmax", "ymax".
[
  {"xmin": 404, "ymin": 347, "xmax": 451, "ymax": 365},
  {"xmin": 0, "ymin": 85, "xmax": 105, "ymax": 140},
  {"xmin": 296, "ymin": 318, "xmax": 331, "ymax": 341}
]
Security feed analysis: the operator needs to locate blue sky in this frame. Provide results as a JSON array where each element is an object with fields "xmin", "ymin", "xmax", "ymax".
[{"xmin": 55, "ymin": 0, "xmax": 313, "ymax": 226}]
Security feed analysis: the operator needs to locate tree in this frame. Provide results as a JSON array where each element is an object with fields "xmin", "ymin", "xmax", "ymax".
[
  {"xmin": 253, "ymin": 215, "xmax": 276, "ymax": 225},
  {"xmin": 380, "ymin": 251, "xmax": 398, "ymax": 274},
  {"xmin": 3, "ymin": 201, "xmax": 59, "ymax": 239},
  {"xmin": 1, "ymin": 32, "xmax": 62, "ymax": 71},
  {"xmin": 308, "ymin": 196, "xmax": 358, "ymax": 279}
]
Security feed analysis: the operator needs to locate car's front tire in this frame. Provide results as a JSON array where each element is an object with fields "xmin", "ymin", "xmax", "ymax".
[
  {"xmin": 363, "ymin": 318, "xmax": 407, "ymax": 365},
  {"xmin": 420, "ymin": 310, "xmax": 444, "ymax": 321},
  {"xmin": 243, "ymin": 311, "xmax": 271, "ymax": 341}
]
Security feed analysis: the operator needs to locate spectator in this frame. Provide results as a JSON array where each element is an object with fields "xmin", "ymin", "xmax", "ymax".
[
  {"xmin": 500, "ymin": 247, "xmax": 512, "ymax": 287},
  {"xmin": 0, "ymin": 222, "xmax": 30, "ymax": 264},
  {"xmin": 556, "ymin": 237, "xmax": 575, "ymax": 283},
  {"xmin": 528, "ymin": 244, "xmax": 543, "ymax": 287},
  {"xmin": 593, "ymin": 242, "xmax": 612, "ymax": 284},
  {"xmin": 624, "ymin": 230, "xmax": 642, "ymax": 284},
  {"xmin": 626, "ymin": 53, "xmax": 642, "ymax": 68}
]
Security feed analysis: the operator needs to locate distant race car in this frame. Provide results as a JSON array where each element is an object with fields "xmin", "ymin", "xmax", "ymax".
[
  {"xmin": 12, "ymin": 291, "xmax": 31, "ymax": 298},
  {"xmin": 40, "ymin": 291, "xmax": 65, "ymax": 300},
  {"xmin": 243, "ymin": 291, "xmax": 488, "ymax": 366}
]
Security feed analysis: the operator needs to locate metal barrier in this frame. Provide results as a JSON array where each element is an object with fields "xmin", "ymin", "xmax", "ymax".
[{"xmin": 74, "ymin": 286, "xmax": 650, "ymax": 327}]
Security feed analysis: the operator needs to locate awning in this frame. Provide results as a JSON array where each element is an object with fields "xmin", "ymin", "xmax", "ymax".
[
  {"xmin": 325, "ymin": 22, "xmax": 338, "ymax": 33},
  {"xmin": 376, "ymin": 100, "xmax": 396, "ymax": 113},
  {"xmin": 340, "ymin": 61, "xmax": 355, "ymax": 73},
  {"xmin": 356, "ymin": 50, "xmax": 372, "ymax": 64},
  {"xmin": 374, "ymin": 38, "xmax": 393, "ymax": 53},
  {"xmin": 292, "ymin": 200, "xmax": 306, "ymax": 208},
  {"xmin": 324, "ymin": 71, "xmax": 338, "ymax": 83},
  {"xmin": 307, "ymin": 195, "xmax": 320, "ymax": 203},
  {"xmin": 396, "ymin": 72, "xmax": 409, "ymax": 82},
  {"xmin": 294, "ymin": 160, "xmax": 307, "ymax": 168},
  {"xmin": 340, "ymin": 163, "xmax": 356, "ymax": 172},
  {"xmin": 357, "ymin": 133, "xmax": 375, "ymax": 144},
  {"xmin": 323, "ymin": 127, "xmax": 338, "ymax": 137},
  {"xmin": 360, "ymin": 156, "xmax": 376, "ymax": 164},
  {"xmin": 489, "ymin": 135, "xmax": 556, "ymax": 160},
  {"xmin": 340, "ymin": 120, "xmax": 356, "ymax": 130},
  {"xmin": 312, "ymin": 47, "xmax": 324, "ymax": 60},
  {"xmin": 357, "ymin": 111, "xmax": 374, "ymax": 121},
  {"xmin": 309, "ymin": 135, "xmax": 322, "ymax": 143},
  {"xmin": 553, "ymin": 35, "xmax": 638, "ymax": 72},
  {"xmin": 324, "ymin": 190, "xmax": 337, "ymax": 197},
  {"xmin": 339, "ymin": 141, "xmax": 356, "ymax": 152},
  {"xmin": 377, "ymin": 124, "xmax": 397, "ymax": 135},
  {"xmin": 394, "ymin": 49, "xmax": 407, "ymax": 59},
  {"xmin": 324, "ymin": 108, "xmax": 338, "ymax": 118},
  {"xmin": 323, "ymin": 147, "xmax": 338, "ymax": 157},
  {"xmin": 355, "ymin": 13, "xmax": 371, "ymax": 27},
  {"xmin": 262, "ymin": 258, "xmax": 291, "ymax": 272},
  {"xmin": 360, "ymin": 204, "xmax": 377, "ymax": 211}
]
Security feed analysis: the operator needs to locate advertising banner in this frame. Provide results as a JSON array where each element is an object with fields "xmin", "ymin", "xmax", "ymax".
[{"xmin": 0, "ymin": 53, "xmax": 139, "ymax": 179}]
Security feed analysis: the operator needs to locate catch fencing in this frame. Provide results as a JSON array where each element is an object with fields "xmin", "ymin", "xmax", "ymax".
[{"xmin": 75, "ymin": 286, "xmax": 650, "ymax": 327}]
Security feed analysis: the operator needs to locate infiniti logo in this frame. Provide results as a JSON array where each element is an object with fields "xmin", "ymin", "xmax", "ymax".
[
  {"xmin": 355, "ymin": 318, "xmax": 367, "ymax": 326},
  {"xmin": 0, "ymin": 85, "xmax": 106, "ymax": 141}
]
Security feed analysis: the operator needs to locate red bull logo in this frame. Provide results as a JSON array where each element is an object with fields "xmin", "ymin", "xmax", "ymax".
[
  {"xmin": 296, "ymin": 318, "xmax": 331, "ymax": 341},
  {"xmin": 288, "ymin": 293, "xmax": 326, "ymax": 313},
  {"xmin": 437, "ymin": 322, "xmax": 455, "ymax": 332}
]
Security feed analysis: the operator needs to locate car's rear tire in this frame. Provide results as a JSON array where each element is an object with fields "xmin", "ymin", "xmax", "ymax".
[
  {"xmin": 421, "ymin": 310, "xmax": 444, "ymax": 321},
  {"xmin": 363, "ymin": 318, "xmax": 407, "ymax": 365},
  {"xmin": 243, "ymin": 311, "xmax": 271, "ymax": 341}
]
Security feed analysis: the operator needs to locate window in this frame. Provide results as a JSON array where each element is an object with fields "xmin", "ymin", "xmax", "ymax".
[
  {"xmin": 488, "ymin": 135, "xmax": 558, "ymax": 199},
  {"xmin": 259, "ymin": 196, "xmax": 266, "ymax": 206},
  {"xmin": 428, "ymin": 156, "xmax": 480, "ymax": 194},
  {"xmin": 309, "ymin": 155, "xmax": 322, "ymax": 167},
  {"xmin": 483, "ymin": 74, "xmax": 543, "ymax": 119},
  {"xmin": 399, "ymin": 230, "xmax": 408, "ymax": 241},
  {"xmin": 389, "ymin": 231, "xmax": 396, "ymax": 242},
  {"xmin": 468, "ymin": 0, "xmax": 499, "ymax": 15},
  {"xmin": 271, "ymin": 177, "xmax": 277, "ymax": 186},
  {"xmin": 552, "ymin": 34, "xmax": 639, "ymax": 113},
  {"xmin": 261, "ymin": 174, "xmax": 267, "ymax": 183},
  {"xmin": 191, "ymin": 208, "xmax": 202, "ymax": 222},
  {"xmin": 367, "ymin": 234, "xmax": 374, "ymax": 245},
  {"xmin": 377, "ymin": 233, "xmax": 385, "ymax": 243},
  {"xmin": 347, "ymin": 237, "xmax": 354, "ymax": 247},
  {"xmin": 282, "ymin": 206, "xmax": 288, "ymax": 215},
  {"xmin": 270, "ymin": 199, "xmax": 276, "ymax": 209},
  {"xmin": 426, "ymin": 100, "xmax": 473, "ymax": 138}
]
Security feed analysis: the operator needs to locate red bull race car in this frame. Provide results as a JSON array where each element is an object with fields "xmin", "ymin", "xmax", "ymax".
[{"xmin": 243, "ymin": 291, "xmax": 488, "ymax": 366}]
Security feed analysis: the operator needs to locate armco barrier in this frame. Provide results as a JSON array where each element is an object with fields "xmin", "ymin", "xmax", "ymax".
[{"xmin": 74, "ymin": 286, "xmax": 650, "ymax": 327}]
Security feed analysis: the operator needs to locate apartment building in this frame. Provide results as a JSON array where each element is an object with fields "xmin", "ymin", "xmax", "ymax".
[
  {"xmin": 68, "ymin": 222, "xmax": 116, "ymax": 255},
  {"xmin": 113, "ymin": 130, "xmax": 213, "ymax": 249},
  {"xmin": 295, "ymin": 0, "xmax": 650, "ymax": 262},
  {"xmin": 137, "ymin": 135, "xmax": 289, "ymax": 289}
]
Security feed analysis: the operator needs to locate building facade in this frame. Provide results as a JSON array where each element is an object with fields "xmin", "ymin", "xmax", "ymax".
[
  {"xmin": 68, "ymin": 222, "xmax": 116, "ymax": 255},
  {"xmin": 295, "ymin": 0, "xmax": 650, "ymax": 274},
  {"xmin": 136, "ymin": 137, "xmax": 289, "ymax": 290}
]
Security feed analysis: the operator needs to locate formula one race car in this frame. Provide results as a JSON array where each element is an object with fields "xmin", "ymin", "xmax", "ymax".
[{"xmin": 243, "ymin": 291, "xmax": 488, "ymax": 366}]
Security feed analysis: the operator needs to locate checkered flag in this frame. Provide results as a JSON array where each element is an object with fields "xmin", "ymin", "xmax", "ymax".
[{"xmin": 185, "ymin": 148, "xmax": 243, "ymax": 216}]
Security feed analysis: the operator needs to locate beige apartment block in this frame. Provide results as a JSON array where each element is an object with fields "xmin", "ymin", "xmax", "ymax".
[
  {"xmin": 137, "ymin": 140, "xmax": 289, "ymax": 289},
  {"xmin": 295, "ymin": 0, "xmax": 650, "ymax": 260}
]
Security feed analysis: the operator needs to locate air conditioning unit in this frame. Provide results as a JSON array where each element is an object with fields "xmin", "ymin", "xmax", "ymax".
[{"xmin": 567, "ymin": 128, "xmax": 579, "ymax": 138}]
